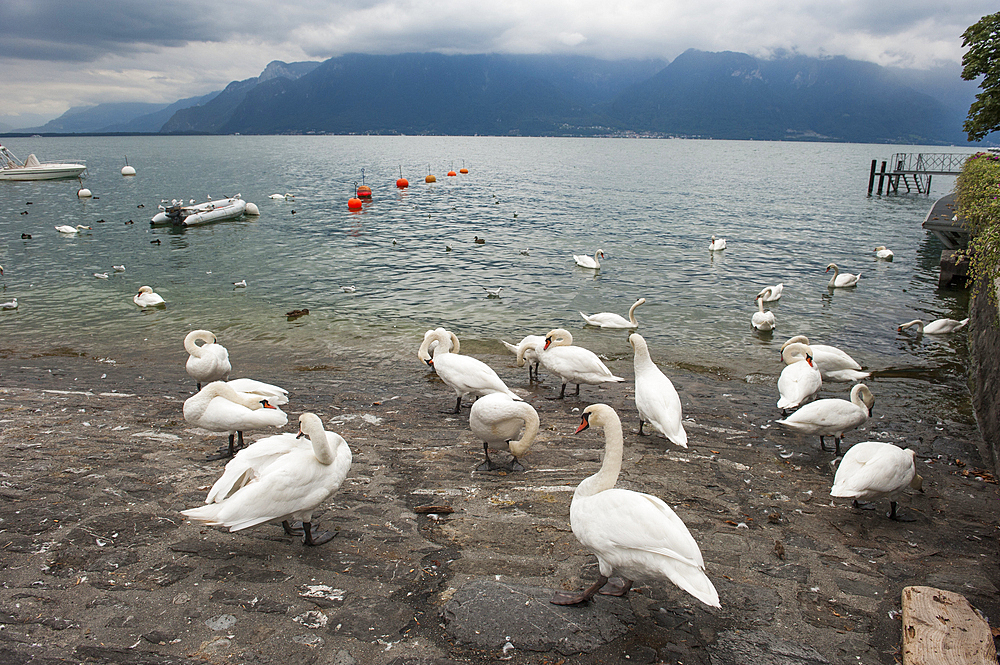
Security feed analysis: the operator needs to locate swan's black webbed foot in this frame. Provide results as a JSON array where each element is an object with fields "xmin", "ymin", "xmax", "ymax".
[
  {"xmin": 282, "ymin": 520, "xmax": 304, "ymax": 536},
  {"xmin": 888, "ymin": 502, "xmax": 917, "ymax": 522},
  {"xmin": 550, "ymin": 575, "xmax": 608, "ymax": 605},
  {"xmin": 852, "ymin": 500, "xmax": 876, "ymax": 511},
  {"xmin": 510, "ymin": 458, "xmax": 526, "ymax": 472},
  {"xmin": 302, "ymin": 522, "xmax": 336, "ymax": 546},
  {"xmin": 206, "ymin": 433, "xmax": 237, "ymax": 461},
  {"xmin": 599, "ymin": 577, "xmax": 633, "ymax": 597},
  {"xmin": 547, "ymin": 384, "xmax": 569, "ymax": 400},
  {"xmin": 638, "ymin": 420, "xmax": 648, "ymax": 436}
]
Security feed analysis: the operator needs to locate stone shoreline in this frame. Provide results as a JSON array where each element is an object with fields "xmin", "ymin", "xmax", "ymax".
[{"xmin": 0, "ymin": 345, "xmax": 997, "ymax": 665}]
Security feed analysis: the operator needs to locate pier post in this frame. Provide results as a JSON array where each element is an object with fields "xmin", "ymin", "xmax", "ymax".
[
  {"xmin": 876, "ymin": 161, "xmax": 887, "ymax": 195},
  {"xmin": 868, "ymin": 159, "xmax": 877, "ymax": 196}
]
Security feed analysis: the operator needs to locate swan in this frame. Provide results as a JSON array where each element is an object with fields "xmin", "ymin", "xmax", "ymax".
[
  {"xmin": 550, "ymin": 404, "xmax": 719, "ymax": 608},
  {"xmin": 776, "ymin": 383, "xmax": 874, "ymax": 456},
  {"xmin": 580, "ymin": 298, "xmax": 645, "ymax": 328},
  {"xmin": 751, "ymin": 295, "xmax": 776, "ymax": 332},
  {"xmin": 55, "ymin": 224, "xmax": 92, "ymax": 234},
  {"xmin": 94, "ymin": 272, "xmax": 109, "ymax": 279},
  {"xmin": 268, "ymin": 193, "xmax": 293, "ymax": 200},
  {"xmin": 502, "ymin": 334, "xmax": 546, "ymax": 382},
  {"xmin": 469, "ymin": 393, "xmax": 540, "ymax": 471},
  {"xmin": 873, "ymin": 246, "xmax": 894, "ymax": 260},
  {"xmin": 757, "ymin": 283, "xmax": 783, "ymax": 301},
  {"xmin": 0, "ymin": 298, "xmax": 17, "ymax": 310},
  {"xmin": 825, "ymin": 263, "xmax": 861, "ymax": 288},
  {"xmin": 417, "ymin": 327, "xmax": 460, "ymax": 364},
  {"xmin": 574, "ymin": 249, "xmax": 604, "ymax": 270},
  {"xmin": 629, "ymin": 333, "xmax": 687, "ymax": 447},
  {"xmin": 831, "ymin": 441, "xmax": 923, "ymax": 521},
  {"xmin": 780, "ymin": 335, "xmax": 869, "ymax": 382},
  {"xmin": 423, "ymin": 328, "xmax": 521, "ymax": 413},
  {"xmin": 133, "ymin": 285, "xmax": 165, "ymax": 307},
  {"xmin": 776, "ymin": 343, "xmax": 822, "ymax": 412},
  {"xmin": 526, "ymin": 329, "xmax": 624, "ymax": 399},
  {"xmin": 897, "ymin": 318, "xmax": 969, "ymax": 334},
  {"xmin": 182, "ymin": 413, "xmax": 351, "ymax": 545},
  {"xmin": 183, "ymin": 380, "xmax": 288, "ymax": 459},
  {"xmin": 184, "ymin": 330, "xmax": 232, "ymax": 389},
  {"xmin": 709, "ymin": 235, "xmax": 726, "ymax": 251},
  {"xmin": 224, "ymin": 378, "xmax": 289, "ymax": 406}
]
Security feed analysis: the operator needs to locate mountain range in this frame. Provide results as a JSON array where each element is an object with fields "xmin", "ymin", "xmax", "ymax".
[{"xmin": 9, "ymin": 50, "xmax": 987, "ymax": 144}]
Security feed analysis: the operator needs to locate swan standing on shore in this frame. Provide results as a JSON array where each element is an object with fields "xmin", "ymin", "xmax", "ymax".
[
  {"xmin": 183, "ymin": 381, "xmax": 288, "ymax": 459},
  {"xmin": 422, "ymin": 328, "xmax": 520, "ymax": 413},
  {"xmin": 825, "ymin": 263, "xmax": 861, "ymax": 288},
  {"xmin": 757, "ymin": 283, "xmax": 783, "ymax": 301},
  {"xmin": 182, "ymin": 413, "xmax": 352, "ymax": 545},
  {"xmin": 184, "ymin": 330, "xmax": 232, "ymax": 390},
  {"xmin": 873, "ymin": 246, "xmax": 894, "ymax": 260},
  {"xmin": 550, "ymin": 404, "xmax": 719, "ymax": 608},
  {"xmin": 898, "ymin": 318, "xmax": 969, "ymax": 334},
  {"xmin": 574, "ymin": 249, "xmax": 604, "ymax": 270},
  {"xmin": 133, "ymin": 286, "xmax": 165, "ymax": 307},
  {"xmin": 502, "ymin": 334, "xmax": 546, "ymax": 382},
  {"xmin": 776, "ymin": 383, "xmax": 874, "ymax": 455},
  {"xmin": 751, "ymin": 295, "xmax": 776, "ymax": 332},
  {"xmin": 580, "ymin": 298, "xmax": 645, "ymax": 328},
  {"xmin": 469, "ymin": 393, "xmax": 540, "ymax": 471},
  {"xmin": 780, "ymin": 335, "xmax": 869, "ymax": 382},
  {"xmin": 523, "ymin": 329, "xmax": 624, "ymax": 399},
  {"xmin": 776, "ymin": 343, "xmax": 822, "ymax": 412},
  {"xmin": 55, "ymin": 224, "xmax": 91, "ymax": 234},
  {"xmin": 630, "ymin": 333, "xmax": 687, "ymax": 447},
  {"xmin": 831, "ymin": 441, "xmax": 922, "ymax": 521}
]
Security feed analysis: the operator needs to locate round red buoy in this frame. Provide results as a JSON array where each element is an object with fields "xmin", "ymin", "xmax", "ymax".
[
  {"xmin": 425, "ymin": 174, "xmax": 436, "ymax": 183},
  {"xmin": 356, "ymin": 185, "xmax": 372, "ymax": 198},
  {"xmin": 396, "ymin": 178, "xmax": 409, "ymax": 188},
  {"xmin": 348, "ymin": 197, "xmax": 363, "ymax": 210},
  {"xmin": 447, "ymin": 170, "xmax": 457, "ymax": 177},
  {"xmin": 459, "ymin": 167, "xmax": 468, "ymax": 174}
]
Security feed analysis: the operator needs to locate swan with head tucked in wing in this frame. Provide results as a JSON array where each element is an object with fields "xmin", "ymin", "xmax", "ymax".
[{"xmin": 581, "ymin": 298, "xmax": 645, "ymax": 328}]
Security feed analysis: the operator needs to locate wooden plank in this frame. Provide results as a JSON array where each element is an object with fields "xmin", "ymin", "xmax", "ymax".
[{"xmin": 902, "ymin": 585, "xmax": 998, "ymax": 665}]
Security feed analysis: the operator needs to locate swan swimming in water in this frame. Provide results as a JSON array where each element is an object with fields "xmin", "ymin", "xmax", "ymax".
[
  {"xmin": 184, "ymin": 330, "xmax": 232, "ymax": 389},
  {"xmin": 0, "ymin": 298, "xmax": 17, "ymax": 310},
  {"xmin": 133, "ymin": 285, "xmax": 165, "ymax": 307},
  {"xmin": 182, "ymin": 413, "xmax": 351, "ymax": 545},
  {"xmin": 550, "ymin": 404, "xmax": 719, "ymax": 608},
  {"xmin": 709, "ymin": 235, "xmax": 726, "ymax": 251},
  {"xmin": 897, "ymin": 318, "xmax": 969, "ymax": 334},
  {"xmin": 523, "ymin": 329, "xmax": 624, "ymax": 399},
  {"xmin": 873, "ymin": 246, "xmax": 894, "ymax": 260},
  {"xmin": 580, "ymin": 298, "xmax": 645, "ymax": 328},
  {"xmin": 422, "ymin": 328, "xmax": 520, "ymax": 413},
  {"xmin": 825, "ymin": 263, "xmax": 861, "ymax": 288},
  {"xmin": 751, "ymin": 295, "xmax": 776, "ymax": 332},
  {"xmin": 776, "ymin": 383, "xmax": 874, "ymax": 455},
  {"xmin": 501, "ymin": 334, "xmax": 546, "ymax": 382},
  {"xmin": 469, "ymin": 393, "xmax": 540, "ymax": 471},
  {"xmin": 183, "ymin": 380, "xmax": 288, "ymax": 459},
  {"xmin": 574, "ymin": 249, "xmax": 604, "ymax": 270},
  {"xmin": 629, "ymin": 333, "xmax": 687, "ymax": 447},
  {"xmin": 780, "ymin": 335, "xmax": 869, "ymax": 382},
  {"xmin": 55, "ymin": 224, "xmax": 92, "ymax": 234},
  {"xmin": 830, "ymin": 441, "xmax": 922, "ymax": 521},
  {"xmin": 757, "ymin": 283, "xmax": 783, "ymax": 301},
  {"xmin": 776, "ymin": 343, "xmax": 822, "ymax": 412}
]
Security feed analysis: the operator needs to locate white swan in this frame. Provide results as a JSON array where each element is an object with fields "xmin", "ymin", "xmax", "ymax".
[
  {"xmin": 423, "ymin": 328, "xmax": 521, "ymax": 413},
  {"xmin": 183, "ymin": 380, "xmax": 288, "ymax": 459},
  {"xmin": 897, "ymin": 318, "xmax": 969, "ymax": 334},
  {"xmin": 574, "ymin": 249, "xmax": 604, "ymax": 270},
  {"xmin": 182, "ymin": 413, "xmax": 351, "ymax": 545},
  {"xmin": 751, "ymin": 295, "xmax": 776, "ymax": 332},
  {"xmin": 550, "ymin": 404, "xmax": 719, "ymax": 608},
  {"xmin": 268, "ymin": 193, "xmax": 293, "ymax": 200},
  {"xmin": 417, "ymin": 327, "xmax": 460, "ymax": 364},
  {"xmin": 825, "ymin": 263, "xmax": 860, "ymax": 288},
  {"xmin": 184, "ymin": 330, "xmax": 232, "ymax": 389},
  {"xmin": 501, "ymin": 334, "xmax": 546, "ymax": 382},
  {"xmin": 0, "ymin": 297, "xmax": 17, "ymax": 310},
  {"xmin": 133, "ymin": 285, "xmax": 165, "ymax": 307},
  {"xmin": 469, "ymin": 393, "xmax": 540, "ymax": 471},
  {"xmin": 580, "ymin": 298, "xmax": 645, "ymax": 328},
  {"xmin": 780, "ymin": 335, "xmax": 869, "ymax": 382},
  {"xmin": 776, "ymin": 343, "xmax": 822, "ymax": 412},
  {"xmin": 630, "ymin": 333, "xmax": 687, "ymax": 447},
  {"xmin": 757, "ymin": 283, "xmax": 783, "ymax": 301},
  {"xmin": 873, "ymin": 246, "xmax": 894, "ymax": 260},
  {"xmin": 776, "ymin": 383, "xmax": 874, "ymax": 456},
  {"xmin": 55, "ymin": 224, "xmax": 91, "ymax": 234},
  {"xmin": 831, "ymin": 441, "xmax": 922, "ymax": 521},
  {"xmin": 224, "ymin": 378, "xmax": 289, "ymax": 406},
  {"xmin": 525, "ymin": 328, "xmax": 624, "ymax": 399},
  {"xmin": 709, "ymin": 235, "xmax": 726, "ymax": 251}
]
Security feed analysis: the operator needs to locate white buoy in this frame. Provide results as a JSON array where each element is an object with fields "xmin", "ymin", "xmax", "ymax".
[
  {"xmin": 244, "ymin": 202, "xmax": 260, "ymax": 216},
  {"xmin": 77, "ymin": 188, "xmax": 92, "ymax": 198},
  {"xmin": 121, "ymin": 165, "xmax": 136, "ymax": 176}
]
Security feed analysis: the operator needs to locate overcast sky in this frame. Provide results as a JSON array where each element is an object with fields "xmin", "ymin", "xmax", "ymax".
[{"xmin": 0, "ymin": 0, "xmax": 994, "ymax": 128}]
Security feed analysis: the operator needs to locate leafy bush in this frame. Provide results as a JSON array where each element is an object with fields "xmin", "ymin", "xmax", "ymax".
[{"xmin": 956, "ymin": 151, "xmax": 1000, "ymax": 317}]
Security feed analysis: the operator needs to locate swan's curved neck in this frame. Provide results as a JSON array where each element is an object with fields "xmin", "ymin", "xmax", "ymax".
[
  {"xmin": 577, "ymin": 411, "xmax": 623, "ymax": 498},
  {"xmin": 901, "ymin": 320, "xmax": 923, "ymax": 332},
  {"xmin": 628, "ymin": 299, "xmax": 643, "ymax": 324},
  {"xmin": 509, "ymin": 404, "xmax": 540, "ymax": 458},
  {"xmin": 301, "ymin": 421, "xmax": 335, "ymax": 465},
  {"xmin": 185, "ymin": 331, "xmax": 212, "ymax": 356}
]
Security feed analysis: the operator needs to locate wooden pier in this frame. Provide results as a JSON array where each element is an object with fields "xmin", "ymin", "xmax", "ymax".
[{"xmin": 867, "ymin": 152, "xmax": 969, "ymax": 196}]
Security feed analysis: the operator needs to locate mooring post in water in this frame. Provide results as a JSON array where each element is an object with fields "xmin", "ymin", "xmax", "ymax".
[
  {"xmin": 868, "ymin": 159, "xmax": 877, "ymax": 196},
  {"xmin": 876, "ymin": 161, "xmax": 887, "ymax": 196}
]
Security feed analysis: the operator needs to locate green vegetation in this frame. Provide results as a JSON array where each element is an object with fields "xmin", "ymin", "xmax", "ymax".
[
  {"xmin": 961, "ymin": 12, "xmax": 1000, "ymax": 142},
  {"xmin": 956, "ymin": 152, "xmax": 1000, "ymax": 316}
]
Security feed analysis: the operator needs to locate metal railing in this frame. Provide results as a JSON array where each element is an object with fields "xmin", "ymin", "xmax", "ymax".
[{"xmin": 888, "ymin": 153, "xmax": 971, "ymax": 175}]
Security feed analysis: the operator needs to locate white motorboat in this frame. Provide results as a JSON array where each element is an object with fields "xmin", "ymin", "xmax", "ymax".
[
  {"xmin": 0, "ymin": 144, "xmax": 87, "ymax": 181},
  {"xmin": 151, "ymin": 195, "xmax": 249, "ymax": 227}
]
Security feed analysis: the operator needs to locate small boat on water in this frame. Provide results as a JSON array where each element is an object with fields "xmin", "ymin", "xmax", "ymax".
[
  {"xmin": 151, "ymin": 195, "xmax": 255, "ymax": 227},
  {"xmin": 0, "ymin": 144, "xmax": 87, "ymax": 181}
]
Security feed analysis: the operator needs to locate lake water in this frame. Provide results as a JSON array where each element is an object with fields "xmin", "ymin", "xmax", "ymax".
[{"xmin": 0, "ymin": 135, "xmax": 976, "ymax": 397}]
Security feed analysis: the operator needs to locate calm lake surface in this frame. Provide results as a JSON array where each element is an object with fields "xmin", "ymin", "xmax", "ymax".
[{"xmin": 0, "ymin": 135, "xmax": 976, "ymax": 404}]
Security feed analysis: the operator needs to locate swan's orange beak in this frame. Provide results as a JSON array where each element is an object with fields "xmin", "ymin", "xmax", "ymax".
[
  {"xmin": 426, "ymin": 358, "xmax": 434, "ymax": 367},
  {"xmin": 806, "ymin": 355, "xmax": 814, "ymax": 367},
  {"xmin": 260, "ymin": 400, "xmax": 277, "ymax": 409},
  {"xmin": 296, "ymin": 430, "xmax": 305, "ymax": 439},
  {"xmin": 544, "ymin": 338, "xmax": 552, "ymax": 350},
  {"xmin": 575, "ymin": 413, "xmax": 590, "ymax": 433}
]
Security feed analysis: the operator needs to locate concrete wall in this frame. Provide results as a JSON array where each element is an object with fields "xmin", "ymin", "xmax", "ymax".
[{"xmin": 970, "ymin": 276, "xmax": 1000, "ymax": 474}]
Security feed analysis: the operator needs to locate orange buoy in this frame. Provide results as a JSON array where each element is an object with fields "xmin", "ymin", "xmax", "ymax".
[
  {"xmin": 396, "ymin": 178, "xmax": 409, "ymax": 188},
  {"xmin": 447, "ymin": 170, "xmax": 457, "ymax": 177},
  {"xmin": 356, "ymin": 185, "xmax": 372, "ymax": 198},
  {"xmin": 425, "ymin": 174, "xmax": 436, "ymax": 183},
  {"xmin": 348, "ymin": 197, "xmax": 363, "ymax": 210},
  {"xmin": 459, "ymin": 167, "xmax": 468, "ymax": 174}
]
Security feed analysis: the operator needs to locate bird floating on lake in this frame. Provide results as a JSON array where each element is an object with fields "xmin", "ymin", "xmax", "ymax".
[
  {"xmin": 874, "ymin": 246, "xmax": 894, "ymax": 260},
  {"xmin": 0, "ymin": 298, "xmax": 18, "ymax": 310},
  {"xmin": 113, "ymin": 264, "xmax": 126, "ymax": 272},
  {"xmin": 757, "ymin": 283, "xmax": 783, "ymax": 301},
  {"xmin": 897, "ymin": 318, "xmax": 969, "ymax": 334},
  {"xmin": 233, "ymin": 279, "xmax": 247, "ymax": 288},
  {"xmin": 133, "ymin": 285, "xmax": 165, "ymax": 307},
  {"xmin": 94, "ymin": 272, "xmax": 109, "ymax": 279},
  {"xmin": 55, "ymin": 224, "xmax": 91, "ymax": 234},
  {"xmin": 751, "ymin": 295, "xmax": 776, "ymax": 332},
  {"xmin": 581, "ymin": 298, "xmax": 645, "ymax": 329},
  {"xmin": 709, "ymin": 235, "xmax": 727, "ymax": 251},
  {"xmin": 341, "ymin": 286, "xmax": 356, "ymax": 293},
  {"xmin": 825, "ymin": 263, "xmax": 861, "ymax": 288},
  {"xmin": 573, "ymin": 249, "xmax": 604, "ymax": 270},
  {"xmin": 482, "ymin": 286, "xmax": 503, "ymax": 298}
]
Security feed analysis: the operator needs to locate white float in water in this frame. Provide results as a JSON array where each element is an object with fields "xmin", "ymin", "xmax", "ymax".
[{"xmin": 77, "ymin": 188, "xmax": 92, "ymax": 198}]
